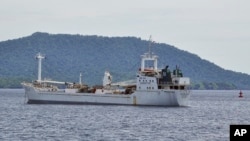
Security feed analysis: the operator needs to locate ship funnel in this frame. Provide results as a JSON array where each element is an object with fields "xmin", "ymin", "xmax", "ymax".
[
  {"xmin": 103, "ymin": 71, "xmax": 112, "ymax": 86},
  {"xmin": 35, "ymin": 52, "xmax": 45, "ymax": 82}
]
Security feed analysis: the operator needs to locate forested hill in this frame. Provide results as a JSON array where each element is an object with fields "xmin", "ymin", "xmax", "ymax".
[{"xmin": 0, "ymin": 32, "xmax": 249, "ymax": 89}]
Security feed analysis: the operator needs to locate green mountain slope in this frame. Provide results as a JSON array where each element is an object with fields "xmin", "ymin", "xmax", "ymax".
[{"xmin": 0, "ymin": 32, "xmax": 248, "ymax": 89}]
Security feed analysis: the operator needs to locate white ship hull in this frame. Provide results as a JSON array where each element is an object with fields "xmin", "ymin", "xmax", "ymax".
[{"xmin": 23, "ymin": 84, "xmax": 190, "ymax": 106}]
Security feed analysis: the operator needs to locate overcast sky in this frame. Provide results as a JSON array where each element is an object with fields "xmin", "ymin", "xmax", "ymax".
[{"xmin": 1, "ymin": 0, "xmax": 250, "ymax": 74}]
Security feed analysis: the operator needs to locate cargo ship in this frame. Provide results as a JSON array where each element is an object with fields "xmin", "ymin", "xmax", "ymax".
[{"xmin": 22, "ymin": 38, "xmax": 191, "ymax": 106}]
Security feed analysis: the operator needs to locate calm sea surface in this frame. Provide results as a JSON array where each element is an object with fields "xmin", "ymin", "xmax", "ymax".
[{"xmin": 0, "ymin": 89, "xmax": 250, "ymax": 141}]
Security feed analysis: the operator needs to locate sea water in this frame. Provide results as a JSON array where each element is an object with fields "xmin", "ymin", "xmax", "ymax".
[{"xmin": 0, "ymin": 89, "xmax": 250, "ymax": 141}]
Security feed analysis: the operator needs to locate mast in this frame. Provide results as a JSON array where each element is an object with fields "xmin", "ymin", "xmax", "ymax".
[
  {"xmin": 148, "ymin": 35, "xmax": 153, "ymax": 57},
  {"xmin": 79, "ymin": 72, "xmax": 82, "ymax": 85},
  {"xmin": 140, "ymin": 35, "xmax": 158, "ymax": 72},
  {"xmin": 36, "ymin": 53, "xmax": 45, "ymax": 82}
]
